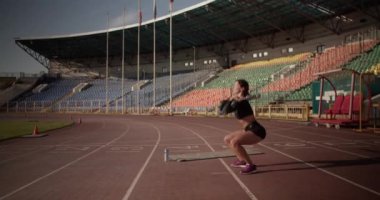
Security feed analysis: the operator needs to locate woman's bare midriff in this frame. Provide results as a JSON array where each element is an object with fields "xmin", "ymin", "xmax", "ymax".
[{"xmin": 238, "ymin": 115, "xmax": 256, "ymax": 128}]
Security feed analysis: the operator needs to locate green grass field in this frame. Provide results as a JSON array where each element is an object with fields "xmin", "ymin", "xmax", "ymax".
[{"xmin": 0, "ymin": 120, "xmax": 74, "ymax": 140}]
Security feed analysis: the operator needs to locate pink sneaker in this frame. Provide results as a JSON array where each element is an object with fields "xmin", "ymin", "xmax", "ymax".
[
  {"xmin": 240, "ymin": 164, "xmax": 257, "ymax": 175},
  {"xmin": 230, "ymin": 159, "xmax": 247, "ymax": 168}
]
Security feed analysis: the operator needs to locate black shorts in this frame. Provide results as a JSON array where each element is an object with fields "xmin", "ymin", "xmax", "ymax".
[{"xmin": 245, "ymin": 121, "xmax": 266, "ymax": 139}]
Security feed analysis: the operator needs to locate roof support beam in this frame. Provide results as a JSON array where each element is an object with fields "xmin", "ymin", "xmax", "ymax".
[
  {"xmin": 335, "ymin": 0, "xmax": 380, "ymax": 23},
  {"xmin": 213, "ymin": 4, "xmax": 277, "ymax": 48},
  {"xmin": 243, "ymin": 0, "xmax": 305, "ymax": 43},
  {"xmin": 185, "ymin": 12, "xmax": 230, "ymax": 44},
  {"xmin": 198, "ymin": 3, "xmax": 278, "ymax": 48},
  {"xmin": 296, "ymin": 0, "xmax": 345, "ymax": 35},
  {"xmin": 141, "ymin": 25, "xmax": 170, "ymax": 52},
  {"xmin": 284, "ymin": 0, "xmax": 340, "ymax": 35},
  {"xmin": 15, "ymin": 41, "xmax": 50, "ymax": 69},
  {"xmin": 156, "ymin": 24, "xmax": 197, "ymax": 48},
  {"xmin": 126, "ymin": 30, "xmax": 151, "ymax": 53},
  {"xmin": 214, "ymin": 43, "xmax": 226, "ymax": 57},
  {"xmin": 259, "ymin": 31, "xmax": 276, "ymax": 49}
]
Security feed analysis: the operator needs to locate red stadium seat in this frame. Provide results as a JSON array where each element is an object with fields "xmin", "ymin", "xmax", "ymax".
[
  {"xmin": 340, "ymin": 95, "xmax": 352, "ymax": 115},
  {"xmin": 324, "ymin": 95, "xmax": 344, "ymax": 119}
]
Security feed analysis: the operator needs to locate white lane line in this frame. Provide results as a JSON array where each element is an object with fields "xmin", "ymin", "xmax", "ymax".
[
  {"xmin": 194, "ymin": 122, "xmax": 380, "ymax": 197},
  {"xmin": 0, "ymin": 125, "xmax": 130, "ymax": 200},
  {"xmin": 259, "ymin": 143, "xmax": 380, "ymax": 196},
  {"xmin": 122, "ymin": 124, "xmax": 161, "ymax": 200},
  {"xmin": 204, "ymin": 123, "xmax": 374, "ymax": 159},
  {"xmin": 270, "ymin": 132, "xmax": 372, "ymax": 159},
  {"xmin": 0, "ymin": 120, "xmax": 107, "ymax": 166},
  {"xmin": 270, "ymin": 125, "xmax": 380, "ymax": 146},
  {"xmin": 173, "ymin": 123, "xmax": 259, "ymax": 200}
]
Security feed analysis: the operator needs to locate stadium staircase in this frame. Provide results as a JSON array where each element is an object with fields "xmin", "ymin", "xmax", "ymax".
[{"xmin": 0, "ymin": 77, "xmax": 40, "ymax": 107}]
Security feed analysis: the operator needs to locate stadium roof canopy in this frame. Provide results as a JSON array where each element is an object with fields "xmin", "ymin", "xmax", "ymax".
[{"xmin": 15, "ymin": 0, "xmax": 380, "ymax": 68}]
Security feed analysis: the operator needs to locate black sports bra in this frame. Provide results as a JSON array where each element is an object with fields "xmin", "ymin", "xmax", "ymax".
[{"xmin": 219, "ymin": 99, "xmax": 254, "ymax": 119}]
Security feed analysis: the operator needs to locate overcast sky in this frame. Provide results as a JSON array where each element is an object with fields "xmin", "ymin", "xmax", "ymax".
[{"xmin": 0, "ymin": 0, "xmax": 204, "ymax": 74}]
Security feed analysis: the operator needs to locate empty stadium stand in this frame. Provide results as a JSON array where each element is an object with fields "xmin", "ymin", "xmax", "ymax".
[
  {"xmin": 261, "ymin": 40, "xmax": 378, "ymax": 93},
  {"xmin": 127, "ymin": 70, "xmax": 211, "ymax": 108},
  {"xmin": 345, "ymin": 43, "xmax": 380, "ymax": 73},
  {"xmin": 0, "ymin": 77, "xmax": 16, "ymax": 90},
  {"xmin": 285, "ymin": 85, "xmax": 313, "ymax": 101},
  {"xmin": 171, "ymin": 53, "xmax": 310, "ymax": 108},
  {"xmin": 0, "ymin": 77, "xmax": 40, "ymax": 107}
]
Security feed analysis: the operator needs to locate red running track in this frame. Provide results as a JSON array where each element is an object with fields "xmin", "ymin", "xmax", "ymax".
[{"xmin": 0, "ymin": 114, "xmax": 379, "ymax": 200}]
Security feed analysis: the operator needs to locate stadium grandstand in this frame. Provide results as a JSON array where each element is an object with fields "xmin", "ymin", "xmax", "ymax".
[{"xmin": 1, "ymin": 0, "xmax": 380, "ymax": 127}]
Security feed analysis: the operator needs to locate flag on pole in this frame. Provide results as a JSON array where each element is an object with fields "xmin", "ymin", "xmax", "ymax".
[
  {"xmin": 169, "ymin": 0, "xmax": 173, "ymax": 11},
  {"xmin": 139, "ymin": 0, "xmax": 142, "ymax": 25},
  {"xmin": 153, "ymin": 0, "xmax": 157, "ymax": 19}
]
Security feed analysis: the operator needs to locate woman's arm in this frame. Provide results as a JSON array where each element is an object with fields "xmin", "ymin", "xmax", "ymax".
[{"xmin": 219, "ymin": 99, "xmax": 239, "ymax": 115}]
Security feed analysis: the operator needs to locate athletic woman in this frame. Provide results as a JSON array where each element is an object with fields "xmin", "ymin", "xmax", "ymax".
[{"xmin": 219, "ymin": 79, "xmax": 266, "ymax": 174}]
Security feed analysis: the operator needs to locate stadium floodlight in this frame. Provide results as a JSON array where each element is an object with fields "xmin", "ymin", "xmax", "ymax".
[{"xmin": 307, "ymin": 3, "xmax": 335, "ymax": 15}]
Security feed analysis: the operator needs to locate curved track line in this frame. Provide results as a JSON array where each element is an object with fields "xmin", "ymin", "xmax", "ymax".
[
  {"xmin": 168, "ymin": 122, "xmax": 259, "ymax": 200},
  {"xmin": 122, "ymin": 123, "xmax": 161, "ymax": 200},
  {"xmin": 188, "ymin": 122, "xmax": 380, "ymax": 197},
  {"xmin": 0, "ymin": 123, "xmax": 130, "ymax": 200},
  {"xmin": 0, "ymin": 120, "xmax": 107, "ymax": 165}
]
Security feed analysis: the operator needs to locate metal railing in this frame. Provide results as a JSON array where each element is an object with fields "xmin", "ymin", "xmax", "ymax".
[
  {"xmin": 1, "ymin": 100, "xmax": 311, "ymax": 121},
  {"xmin": 255, "ymin": 104, "xmax": 310, "ymax": 121}
]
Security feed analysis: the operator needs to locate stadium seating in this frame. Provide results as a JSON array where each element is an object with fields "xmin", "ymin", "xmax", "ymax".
[
  {"xmin": 285, "ymin": 85, "xmax": 312, "ymax": 101},
  {"xmin": 0, "ymin": 77, "xmax": 16, "ymax": 90},
  {"xmin": 204, "ymin": 53, "xmax": 310, "ymax": 90},
  {"xmin": 324, "ymin": 94, "xmax": 344, "ymax": 119},
  {"xmin": 261, "ymin": 40, "xmax": 378, "ymax": 93},
  {"xmin": 19, "ymin": 78, "xmax": 84, "ymax": 102},
  {"xmin": 0, "ymin": 77, "xmax": 39, "ymax": 107},
  {"xmin": 67, "ymin": 79, "xmax": 135, "ymax": 101},
  {"xmin": 7, "ymin": 41, "xmax": 379, "ymax": 113},
  {"xmin": 234, "ymin": 53, "xmax": 310, "ymax": 69},
  {"xmin": 126, "ymin": 70, "xmax": 210, "ymax": 107},
  {"xmin": 170, "ymin": 53, "xmax": 310, "ymax": 108},
  {"xmin": 368, "ymin": 63, "xmax": 380, "ymax": 75},
  {"xmin": 345, "ymin": 44, "xmax": 380, "ymax": 73},
  {"xmin": 172, "ymin": 88, "xmax": 231, "ymax": 108}
]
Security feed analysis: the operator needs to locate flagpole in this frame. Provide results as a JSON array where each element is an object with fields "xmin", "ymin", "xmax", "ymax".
[
  {"xmin": 153, "ymin": 0, "xmax": 156, "ymax": 108},
  {"xmin": 106, "ymin": 12, "xmax": 110, "ymax": 114},
  {"xmin": 121, "ymin": 8, "xmax": 126, "ymax": 114},
  {"xmin": 137, "ymin": 0, "xmax": 141, "ymax": 114},
  {"xmin": 193, "ymin": 46, "xmax": 196, "ymax": 72},
  {"xmin": 169, "ymin": 0, "xmax": 173, "ymax": 115}
]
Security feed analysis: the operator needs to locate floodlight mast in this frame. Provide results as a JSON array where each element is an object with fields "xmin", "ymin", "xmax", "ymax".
[
  {"xmin": 153, "ymin": 0, "xmax": 157, "ymax": 108},
  {"xmin": 137, "ymin": 0, "xmax": 141, "ymax": 114},
  {"xmin": 122, "ymin": 8, "xmax": 126, "ymax": 114},
  {"xmin": 106, "ymin": 13, "xmax": 110, "ymax": 114},
  {"xmin": 169, "ymin": 0, "xmax": 173, "ymax": 115}
]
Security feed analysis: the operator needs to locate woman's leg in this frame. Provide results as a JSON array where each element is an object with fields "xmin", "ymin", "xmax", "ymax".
[
  {"xmin": 224, "ymin": 131, "xmax": 245, "ymax": 161},
  {"xmin": 227, "ymin": 131, "xmax": 262, "ymax": 165}
]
